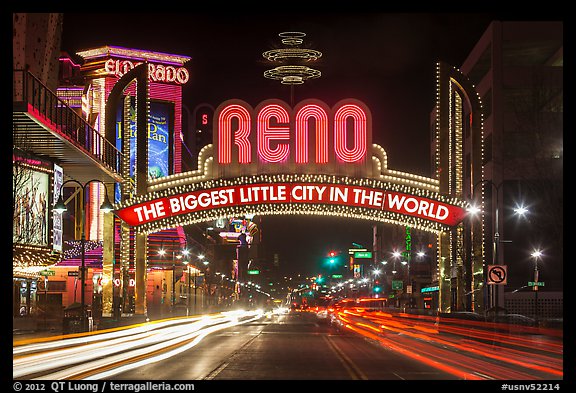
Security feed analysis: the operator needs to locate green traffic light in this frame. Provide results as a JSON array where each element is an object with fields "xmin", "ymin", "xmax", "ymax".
[{"xmin": 373, "ymin": 286, "xmax": 381, "ymax": 293}]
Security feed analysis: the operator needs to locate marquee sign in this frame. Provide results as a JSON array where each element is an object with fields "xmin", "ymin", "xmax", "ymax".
[
  {"xmin": 116, "ymin": 175, "xmax": 467, "ymax": 233},
  {"xmin": 76, "ymin": 46, "xmax": 191, "ymax": 86},
  {"xmin": 104, "ymin": 58, "xmax": 189, "ymax": 85},
  {"xmin": 114, "ymin": 99, "xmax": 469, "ymax": 233}
]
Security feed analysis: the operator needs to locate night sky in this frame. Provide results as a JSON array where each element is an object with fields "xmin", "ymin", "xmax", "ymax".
[{"xmin": 60, "ymin": 12, "xmax": 515, "ymax": 276}]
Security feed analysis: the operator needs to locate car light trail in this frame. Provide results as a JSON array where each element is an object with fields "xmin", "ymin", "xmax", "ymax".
[
  {"xmin": 13, "ymin": 310, "xmax": 263, "ymax": 380},
  {"xmin": 329, "ymin": 303, "xmax": 562, "ymax": 380}
]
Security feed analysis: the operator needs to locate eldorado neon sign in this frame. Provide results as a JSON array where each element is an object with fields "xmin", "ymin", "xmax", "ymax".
[
  {"xmin": 114, "ymin": 99, "xmax": 468, "ymax": 232},
  {"xmin": 104, "ymin": 58, "xmax": 189, "ymax": 85}
]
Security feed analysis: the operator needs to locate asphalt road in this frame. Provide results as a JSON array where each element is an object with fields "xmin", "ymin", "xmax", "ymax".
[{"xmin": 109, "ymin": 311, "xmax": 455, "ymax": 380}]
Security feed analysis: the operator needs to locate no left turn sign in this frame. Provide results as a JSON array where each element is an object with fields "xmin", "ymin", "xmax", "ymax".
[{"xmin": 487, "ymin": 265, "xmax": 507, "ymax": 285}]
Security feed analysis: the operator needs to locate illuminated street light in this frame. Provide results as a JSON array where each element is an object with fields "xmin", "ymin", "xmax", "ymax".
[
  {"xmin": 471, "ymin": 180, "xmax": 530, "ymax": 314},
  {"xmin": 531, "ymin": 249, "xmax": 543, "ymax": 325},
  {"xmin": 158, "ymin": 246, "xmax": 186, "ymax": 312},
  {"xmin": 54, "ymin": 179, "xmax": 113, "ymax": 332},
  {"xmin": 181, "ymin": 249, "xmax": 191, "ymax": 315},
  {"xmin": 514, "ymin": 205, "xmax": 529, "ymax": 216}
]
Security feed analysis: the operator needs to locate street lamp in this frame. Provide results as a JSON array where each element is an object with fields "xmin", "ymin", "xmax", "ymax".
[
  {"xmin": 194, "ymin": 254, "xmax": 205, "ymax": 314},
  {"xmin": 390, "ymin": 251, "xmax": 403, "ymax": 306},
  {"xmin": 181, "ymin": 249, "xmax": 190, "ymax": 315},
  {"xmin": 530, "ymin": 249, "xmax": 543, "ymax": 325},
  {"xmin": 54, "ymin": 179, "xmax": 114, "ymax": 332},
  {"xmin": 400, "ymin": 258, "xmax": 412, "ymax": 307},
  {"xmin": 158, "ymin": 246, "xmax": 187, "ymax": 312},
  {"xmin": 470, "ymin": 180, "xmax": 529, "ymax": 313}
]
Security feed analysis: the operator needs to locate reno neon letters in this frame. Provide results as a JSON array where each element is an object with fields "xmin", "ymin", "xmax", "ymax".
[{"xmin": 216, "ymin": 99, "xmax": 368, "ymax": 165}]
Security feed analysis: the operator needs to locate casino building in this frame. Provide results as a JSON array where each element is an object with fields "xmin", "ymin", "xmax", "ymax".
[
  {"xmin": 13, "ymin": 13, "xmax": 222, "ymax": 329},
  {"xmin": 56, "ymin": 45, "xmax": 201, "ymax": 321},
  {"xmin": 13, "ymin": 13, "xmax": 265, "ymax": 330}
]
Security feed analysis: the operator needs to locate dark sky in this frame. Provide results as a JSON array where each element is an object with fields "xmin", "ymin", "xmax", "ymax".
[{"xmin": 60, "ymin": 12, "xmax": 509, "ymax": 276}]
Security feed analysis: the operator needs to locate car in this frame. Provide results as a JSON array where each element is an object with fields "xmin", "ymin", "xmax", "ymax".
[
  {"xmin": 435, "ymin": 311, "xmax": 489, "ymax": 334},
  {"xmin": 316, "ymin": 308, "xmax": 329, "ymax": 323},
  {"xmin": 273, "ymin": 306, "xmax": 289, "ymax": 315},
  {"xmin": 488, "ymin": 313, "xmax": 536, "ymax": 327},
  {"xmin": 440, "ymin": 311, "xmax": 488, "ymax": 322},
  {"xmin": 541, "ymin": 318, "xmax": 563, "ymax": 329}
]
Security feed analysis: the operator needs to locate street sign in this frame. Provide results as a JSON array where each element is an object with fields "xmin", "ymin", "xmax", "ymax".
[
  {"xmin": 421, "ymin": 285, "xmax": 439, "ymax": 293},
  {"xmin": 247, "ymin": 270, "xmax": 260, "ymax": 275},
  {"xmin": 528, "ymin": 281, "xmax": 545, "ymax": 287},
  {"xmin": 487, "ymin": 265, "xmax": 507, "ymax": 285},
  {"xmin": 392, "ymin": 280, "xmax": 403, "ymax": 290},
  {"xmin": 406, "ymin": 285, "xmax": 412, "ymax": 294},
  {"xmin": 40, "ymin": 270, "xmax": 55, "ymax": 276},
  {"xmin": 68, "ymin": 271, "xmax": 79, "ymax": 276},
  {"xmin": 331, "ymin": 274, "xmax": 343, "ymax": 279},
  {"xmin": 353, "ymin": 251, "xmax": 372, "ymax": 259}
]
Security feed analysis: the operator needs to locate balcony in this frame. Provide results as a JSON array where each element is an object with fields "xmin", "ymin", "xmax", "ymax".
[{"xmin": 13, "ymin": 69, "xmax": 123, "ymax": 184}]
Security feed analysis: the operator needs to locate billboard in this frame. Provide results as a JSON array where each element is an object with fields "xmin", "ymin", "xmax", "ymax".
[
  {"xmin": 52, "ymin": 163, "xmax": 63, "ymax": 252},
  {"xmin": 13, "ymin": 167, "xmax": 50, "ymax": 247},
  {"xmin": 115, "ymin": 99, "xmax": 173, "ymax": 201}
]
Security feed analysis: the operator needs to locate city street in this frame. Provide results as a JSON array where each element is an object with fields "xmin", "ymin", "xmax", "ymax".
[
  {"xmin": 12, "ymin": 13, "xmax": 565, "ymax": 386},
  {"xmin": 13, "ymin": 309, "xmax": 562, "ymax": 381}
]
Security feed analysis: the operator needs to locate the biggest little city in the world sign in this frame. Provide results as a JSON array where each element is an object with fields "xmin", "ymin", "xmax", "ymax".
[{"xmin": 115, "ymin": 98, "xmax": 468, "ymax": 232}]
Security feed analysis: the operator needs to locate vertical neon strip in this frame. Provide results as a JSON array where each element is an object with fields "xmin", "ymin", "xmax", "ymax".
[
  {"xmin": 334, "ymin": 104, "xmax": 367, "ymax": 162},
  {"xmin": 449, "ymin": 81, "xmax": 453, "ymax": 194},
  {"xmin": 257, "ymin": 104, "xmax": 290, "ymax": 163},
  {"xmin": 218, "ymin": 104, "xmax": 251, "ymax": 164},
  {"xmin": 295, "ymin": 104, "xmax": 328, "ymax": 164}
]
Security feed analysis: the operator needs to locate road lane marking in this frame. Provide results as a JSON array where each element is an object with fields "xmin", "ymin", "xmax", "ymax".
[
  {"xmin": 203, "ymin": 328, "xmax": 263, "ymax": 380},
  {"xmin": 323, "ymin": 335, "xmax": 368, "ymax": 380}
]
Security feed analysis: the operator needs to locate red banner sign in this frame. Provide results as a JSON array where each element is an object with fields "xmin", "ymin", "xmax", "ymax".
[{"xmin": 116, "ymin": 183, "xmax": 467, "ymax": 228}]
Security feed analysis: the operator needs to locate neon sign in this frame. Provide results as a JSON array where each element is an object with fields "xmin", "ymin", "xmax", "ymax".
[
  {"xmin": 104, "ymin": 58, "xmax": 189, "ymax": 85},
  {"xmin": 115, "ymin": 98, "xmax": 468, "ymax": 233},
  {"xmin": 215, "ymin": 99, "xmax": 371, "ymax": 175},
  {"xmin": 116, "ymin": 182, "xmax": 466, "ymax": 228}
]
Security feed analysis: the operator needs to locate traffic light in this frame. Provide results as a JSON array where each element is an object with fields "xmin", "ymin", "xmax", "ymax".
[
  {"xmin": 373, "ymin": 286, "xmax": 382, "ymax": 293},
  {"xmin": 327, "ymin": 251, "xmax": 336, "ymax": 264}
]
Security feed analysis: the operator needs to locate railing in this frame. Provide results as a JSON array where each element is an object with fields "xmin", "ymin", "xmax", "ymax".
[{"xmin": 13, "ymin": 69, "xmax": 122, "ymax": 175}]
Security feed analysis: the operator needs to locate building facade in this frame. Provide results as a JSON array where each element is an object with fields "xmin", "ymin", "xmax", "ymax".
[
  {"xmin": 504, "ymin": 291, "xmax": 562, "ymax": 320},
  {"xmin": 434, "ymin": 21, "xmax": 563, "ymax": 313}
]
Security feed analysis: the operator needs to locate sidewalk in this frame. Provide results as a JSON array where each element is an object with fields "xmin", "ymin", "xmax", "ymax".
[
  {"xmin": 13, "ymin": 328, "xmax": 63, "ymax": 342},
  {"xmin": 13, "ymin": 314, "xmax": 151, "ymax": 344}
]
